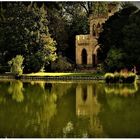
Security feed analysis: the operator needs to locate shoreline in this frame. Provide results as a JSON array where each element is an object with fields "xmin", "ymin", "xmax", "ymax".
[
  {"xmin": 0, "ymin": 74, "xmax": 104, "ymax": 81},
  {"xmin": 0, "ymin": 74, "xmax": 139, "ymax": 81}
]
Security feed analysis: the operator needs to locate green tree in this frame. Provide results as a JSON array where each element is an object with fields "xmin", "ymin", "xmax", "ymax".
[
  {"xmin": 123, "ymin": 10, "xmax": 140, "ymax": 70},
  {"xmin": 51, "ymin": 55, "xmax": 73, "ymax": 72},
  {"xmin": 105, "ymin": 48, "xmax": 126, "ymax": 72},
  {"xmin": 98, "ymin": 5, "xmax": 138, "ymax": 71},
  {"xmin": 46, "ymin": 2, "xmax": 109, "ymax": 62},
  {"xmin": 8, "ymin": 55, "xmax": 24, "ymax": 75},
  {"xmin": 46, "ymin": 2, "xmax": 69, "ymax": 53},
  {"xmin": 0, "ymin": 3, "xmax": 57, "ymax": 73},
  {"xmin": 79, "ymin": 2, "xmax": 108, "ymax": 17},
  {"xmin": 46, "ymin": 2, "xmax": 89, "ymax": 62}
]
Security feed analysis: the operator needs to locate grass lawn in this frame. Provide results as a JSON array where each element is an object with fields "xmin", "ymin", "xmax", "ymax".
[{"xmin": 24, "ymin": 72, "xmax": 104, "ymax": 77}]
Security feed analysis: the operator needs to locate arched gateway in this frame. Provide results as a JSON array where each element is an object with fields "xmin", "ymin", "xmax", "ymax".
[
  {"xmin": 81, "ymin": 48, "xmax": 87, "ymax": 65},
  {"xmin": 75, "ymin": 3, "xmax": 118, "ymax": 67}
]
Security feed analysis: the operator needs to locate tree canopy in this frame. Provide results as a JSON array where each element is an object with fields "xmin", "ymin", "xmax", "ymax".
[
  {"xmin": 1, "ymin": 2, "xmax": 139, "ymax": 73},
  {"xmin": 0, "ymin": 3, "xmax": 57, "ymax": 73},
  {"xmin": 98, "ymin": 5, "xmax": 139, "ymax": 72}
]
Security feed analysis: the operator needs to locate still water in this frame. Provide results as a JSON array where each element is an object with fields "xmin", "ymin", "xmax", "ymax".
[{"xmin": 0, "ymin": 80, "xmax": 140, "ymax": 138}]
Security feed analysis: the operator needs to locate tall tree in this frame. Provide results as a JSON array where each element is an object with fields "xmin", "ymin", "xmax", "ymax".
[
  {"xmin": 46, "ymin": 2, "xmax": 89, "ymax": 62},
  {"xmin": 123, "ymin": 9, "xmax": 140, "ymax": 70},
  {"xmin": 80, "ymin": 2, "xmax": 109, "ymax": 17},
  {"xmin": 0, "ymin": 3, "xmax": 57, "ymax": 73},
  {"xmin": 98, "ymin": 4, "xmax": 138, "ymax": 71}
]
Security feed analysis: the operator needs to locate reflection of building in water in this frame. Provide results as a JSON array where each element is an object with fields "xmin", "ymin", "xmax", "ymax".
[
  {"xmin": 76, "ymin": 84, "xmax": 107, "ymax": 137},
  {"xmin": 76, "ymin": 84, "xmax": 100, "ymax": 116}
]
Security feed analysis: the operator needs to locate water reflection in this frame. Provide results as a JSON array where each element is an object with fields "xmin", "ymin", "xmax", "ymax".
[
  {"xmin": 8, "ymin": 80, "xmax": 24, "ymax": 102},
  {"xmin": 104, "ymin": 83, "xmax": 138, "ymax": 96},
  {"xmin": 76, "ymin": 83, "xmax": 107, "ymax": 138},
  {"xmin": 76, "ymin": 84, "xmax": 100, "ymax": 116},
  {"xmin": 63, "ymin": 122, "xmax": 74, "ymax": 138},
  {"xmin": 0, "ymin": 80, "xmax": 140, "ymax": 137}
]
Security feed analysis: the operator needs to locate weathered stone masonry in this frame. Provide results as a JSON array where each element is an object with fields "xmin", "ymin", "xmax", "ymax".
[{"xmin": 76, "ymin": 3, "xmax": 118, "ymax": 67}]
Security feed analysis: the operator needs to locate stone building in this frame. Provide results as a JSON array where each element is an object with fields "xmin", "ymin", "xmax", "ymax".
[{"xmin": 75, "ymin": 3, "xmax": 118, "ymax": 67}]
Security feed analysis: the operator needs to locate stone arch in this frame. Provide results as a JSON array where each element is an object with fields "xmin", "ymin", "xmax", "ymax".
[
  {"xmin": 81, "ymin": 48, "xmax": 87, "ymax": 65},
  {"xmin": 97, "ymin": 23, "xmax": 100, "ymax": 28},
  {"xmin": 93, "ymin": 45, "xmax": 100, "ymax": 66}
]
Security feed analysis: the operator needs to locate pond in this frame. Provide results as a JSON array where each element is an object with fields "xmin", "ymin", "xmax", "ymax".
[{"xmin": 0, "ymin": 80, "xmax": 140, "ymax": 138}]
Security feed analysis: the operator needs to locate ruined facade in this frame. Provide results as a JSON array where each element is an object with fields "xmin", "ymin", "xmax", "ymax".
[{"xmin": 76, "ymin": 3, "xmax": 118, "ymax": 67}]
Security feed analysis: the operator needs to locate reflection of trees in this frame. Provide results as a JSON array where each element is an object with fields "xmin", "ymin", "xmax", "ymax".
[
  {"xmin": 47, "ymin": 83, "xmax": 75, "ymax": 138},
  {"xmin": 98, "ymin": 83, "xmax": 140, "ymax": 137},
  {"xmin": 0, "ymin": 82, "xmax": 9, "ymax": 104},
  {"xmin": 0, "ymin": 81, "xmax": 57, "ymax": 137},
  {"xmin": 51, "ymin": 82, "xmax": 73, "ymax": 99},
  {"xmin": 63, "ymin": 121, "xmax": 74, "ymax": 138},
  {"xmin": 0, "ymin": 80, "xmax": 73, "ymax": 137},
  {"xmin": 104, "ymin": 83, "xmax": 138, "ymax": 96},
  {"xmin": 23, "ymin": 82, "xmax": 58, "ymax": 137},
  {"xmin": 8, "ymin": 80, "xmax": 24, "ymax": 102},
  {"xmin": 4, "ymin": 80, "xmax": 140, "ymax": 137}
]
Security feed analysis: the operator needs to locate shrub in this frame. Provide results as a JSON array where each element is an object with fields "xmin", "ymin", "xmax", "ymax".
[
  {"xmin": 8, "ymin": 55, "xmax": 24, "ymax": 76},
  {"xmin": 104, "ymin": 73, "xmax": 114, "ymax": 83},
  {"xmin": 113, "ymin": 72, "xmax": 120, "ymax": 83},
  {"xmin": 51, "ymin": 55, "xmax": 73, "ymax": 72},
  {"xmin": 127, "ymin": 72, "xmax": 137, "ymax": 83},
  {"xmin": 0, "ymin": 66, "xmax": 10, "ymax": 74},
  {"xmin": 104, "ymin": 72, "xmax": 137, "ymax": 84},
  {"xmin": 96, "ymin": 64, "xmax": 105, "ymax": 73}
]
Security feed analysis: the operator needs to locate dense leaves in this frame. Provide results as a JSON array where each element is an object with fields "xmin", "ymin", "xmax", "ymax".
[
  {"xmin": 0, "ymin": 3, "xmax": 57, "ymax": 73},
  {"xmin": 98, "ymin": 5, "xmax": 138, "ymax": 72},
  {"xmin": 46, "ymin": 2, "xmax": 89, "ymax": 61},
  {"xmin": 1, "ymin": 2, "xmax": 140, "ymax": 73},
  {"xmin": 8, "ymin": 55, "xmax": 24, "ymax": 75}
]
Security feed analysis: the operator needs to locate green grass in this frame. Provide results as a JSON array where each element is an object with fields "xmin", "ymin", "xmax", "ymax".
[{"xmin": 23, "ymin": 72, "xmax": 103, "ymax": 77}]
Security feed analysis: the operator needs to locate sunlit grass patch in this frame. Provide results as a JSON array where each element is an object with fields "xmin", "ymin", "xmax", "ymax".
[{"xmin": 24, "ymin": 72, "xmax": 103, "ymax": 77}]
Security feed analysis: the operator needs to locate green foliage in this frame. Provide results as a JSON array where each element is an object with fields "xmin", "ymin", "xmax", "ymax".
[
  {"xmin": 104, "ymin": 72, "xmax": 137, "ymax": 84},
  {"xmin": 92, "ymin": 2, "xmax": 108, "ymax": 17},
  {"xmin": 122, "ymin": 10, "xmax": 140, "ymax": 68},
  {"xmin": 104, "ymin": 73, "xmax": 114, "ymax": 83},
  {"xmin": 0, "ymin": 3, "xmax": 57, "ymax": 73},
  {"xmin": 105, "ymin": 48, "xmax": 126, "ymax": 72},
  {"xmin": 8, "ymin": 55, "xmax": 24, "ymax": 75},
  {"xmin": 47, "ymin": 2, "xmax": 89, "ymax": 61},
  {"xmin": 98, "ymin": 5, "xmax": 138, "ymax": 71},
  {"xmin": 51, "ymin": 55, "xmax": 73, "ymax": 72}
]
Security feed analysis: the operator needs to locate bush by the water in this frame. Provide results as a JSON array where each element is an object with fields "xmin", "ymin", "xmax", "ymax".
[
  {"xmin": 104, "ymin": 72, "xmax": 137, "ymax": 83},
  {"xmin": 8, "ymin": 55, "xmax": 24, "ymax": 76}
]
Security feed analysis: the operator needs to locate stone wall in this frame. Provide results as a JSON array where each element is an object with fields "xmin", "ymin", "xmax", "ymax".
[
  {"xmin": 75, "ymin": 3, "xmax": 119, "ymax": 67},
  {"xmin": 76, "ymin": 35, "xmax": 97, "ymax": 66}
]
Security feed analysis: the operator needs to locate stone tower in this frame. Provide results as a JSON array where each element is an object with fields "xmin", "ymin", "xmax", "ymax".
[{"xmin": 76, "ymin": 3, "xmax": 118, "ymax": 67}]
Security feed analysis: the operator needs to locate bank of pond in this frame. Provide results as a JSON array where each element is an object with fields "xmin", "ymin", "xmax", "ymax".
[{"xmin": 0, "ymin": 72, "xmax": 138, "ymax": 82}]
